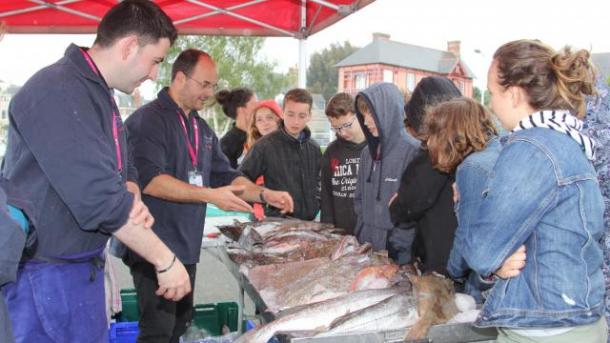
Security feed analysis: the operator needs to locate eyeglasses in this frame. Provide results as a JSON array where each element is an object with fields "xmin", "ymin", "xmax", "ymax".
[
  {"xmin": 331, "ymin": 116, "xmax": 357, "ymax": 133},
  {"xmin": 186, "ymin": 74, "xmax": 218, "ymax": 91}
]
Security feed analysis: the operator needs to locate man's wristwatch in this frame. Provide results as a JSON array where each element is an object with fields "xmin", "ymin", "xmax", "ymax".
[{"xmin": 259, "ymin": 189, "xmax": 266, "ymax": 203}]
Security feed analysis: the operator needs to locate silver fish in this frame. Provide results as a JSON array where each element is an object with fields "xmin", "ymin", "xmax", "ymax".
[
  {"xmin": 234, "ymin": 287, "xmax": 408, "ymax": 343},
  {"xmin": 320, "ymin": 293, "xmax": 419, "ymax": 336}
]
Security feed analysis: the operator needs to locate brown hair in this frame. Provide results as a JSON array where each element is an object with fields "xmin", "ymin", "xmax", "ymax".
[
  {"xmin": 493, "ymin": 39, "xmax": 596, "ymax": 118},
  {"xmin": 246, "ymin": 103, "xmax": 282, "ymax": 148},
  {"xmin": 356, "ymin": 96, "xmax": 371, "ymax": 115},
  {"xmin": 423, "ymin": 97, "xmax": 497, "ymax": 173},
  {"xmin": 283, "ymin": 88, "xmax": 312, "ymax": 111},
  {"xmin": 326, "ymin": 93, "xmax": 355, "ymax": 118}
]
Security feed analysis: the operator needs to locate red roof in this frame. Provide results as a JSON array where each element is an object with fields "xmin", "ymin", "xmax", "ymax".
[{"xmin": 0, "ymin": 0, "xmax": 374, "ymax": 37}]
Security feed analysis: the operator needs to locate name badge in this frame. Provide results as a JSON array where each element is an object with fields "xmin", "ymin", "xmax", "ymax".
[{"xmin": 188, "ymin": 170, "xmax": 203, "ymax": 187}]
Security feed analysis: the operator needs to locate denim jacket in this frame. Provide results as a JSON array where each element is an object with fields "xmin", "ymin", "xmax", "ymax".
[
  {"xmin": 447, "ymin": 137, "xmax": 502, "ymax": 301},
  {"xmin": 461, "ymin": 127, "xmax": 605, "ymax": 328}
]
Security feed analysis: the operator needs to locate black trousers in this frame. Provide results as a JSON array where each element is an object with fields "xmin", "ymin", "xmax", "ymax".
[{"xmin": 130, "ymin": 261, "xmax": 197, "ymax": 343}]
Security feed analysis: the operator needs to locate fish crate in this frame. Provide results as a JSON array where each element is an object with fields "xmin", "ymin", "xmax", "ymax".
[
  {"xmin": 117, "ymin": 289, "xmax": 139, "ymax": 322},
  {"xmin": 192, "ymin": 302, "xmax": 239, "ymax": 336},
  {"xmin": 109, "ymin": 321, "xmax": 139, "ymax": 343}
]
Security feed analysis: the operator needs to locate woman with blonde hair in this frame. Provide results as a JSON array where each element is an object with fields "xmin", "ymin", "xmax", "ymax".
[
  {"xmin": 245, "ymin": 100, "xmax": 282, "ymax": 220},
  {"xmin": 454, "ymin": 39, "xmax": 605, "ymax": 342}
]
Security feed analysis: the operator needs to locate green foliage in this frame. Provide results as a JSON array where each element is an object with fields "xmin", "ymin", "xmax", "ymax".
[
  {"xmin": 307, "ymin": 41, "xmax": 358, "ymax": 102},
  {"xmin": 472, "ymin": 86, "xmax": 490, "ymax": 107},
  {"xmin": 155, "ymin": 36, "xmax": 296, "ymax": 134},
  {"xmin": 606, "ymin": 75, "xmax": 610, "ymax": 87}
]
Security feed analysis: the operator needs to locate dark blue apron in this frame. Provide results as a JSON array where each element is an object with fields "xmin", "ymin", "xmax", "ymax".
[{"xmin": 2, "ymin": 246, "xmax": 107, "ymax": 343}]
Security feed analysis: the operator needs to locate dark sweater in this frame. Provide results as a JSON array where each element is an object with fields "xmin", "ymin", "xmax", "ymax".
[
  {"xmin": 220, "ymin": 124, "xmax": 247, "ymax": 169},
  {"xmin": 320, "ymin": 137, "xmax": 366, "ymax": 234},
  {"xmin": 389, "ymin": 149, "xmax": 457, "ymax": 274},
  {"xmin": 239, "ymin": 124, "xmax": 321, "ymax": 220}
]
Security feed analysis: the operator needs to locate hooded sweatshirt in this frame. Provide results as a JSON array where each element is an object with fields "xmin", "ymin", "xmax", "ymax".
[
  {"xmin": 354, "ymin": 83, "xmax": 420, "ymax": 258},
  {"xmin": 320, "ymin": 137, "xmax": 367, "ymax": 235}
]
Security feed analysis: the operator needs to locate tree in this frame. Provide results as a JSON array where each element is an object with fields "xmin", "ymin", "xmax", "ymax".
[
  {"xmin": 472, "ymin": 86, "xmax": 490, "ymax": 107},
  {"xmin": 307, "ymin": 41, "xmax": 358, "ymax": 101},
  {"xmin": 155, "ymin": 36, "xmax": 295, "ymax": 135}
]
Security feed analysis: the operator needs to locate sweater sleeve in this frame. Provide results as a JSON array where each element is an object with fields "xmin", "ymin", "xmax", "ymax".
[
  {"xmin": 10, "ymin": 84, "xmax": 133, "ymax": 233},
  {"xmin": 390, "ymin": 151, "xmax": 450, "ymax": 224},
  {"xmin": 239, "ymin": 142, "xmax": 265, "ymax": 182},
  {"xmin": 320, "ymin": 151, "xmax": 334, "ymax": 225}
]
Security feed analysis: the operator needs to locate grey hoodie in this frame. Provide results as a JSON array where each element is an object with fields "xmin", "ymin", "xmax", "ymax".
[{"xmin": 353, "ymin": 83, "xmax": 419, "ymax": 258}]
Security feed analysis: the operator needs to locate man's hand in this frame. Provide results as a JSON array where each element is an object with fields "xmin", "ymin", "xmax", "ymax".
[
  {"xmin": 129, "ymin": 197, "xmax": 154, "ymax": 229},
  {"xmin": 496, "ymin": 245, "xmax": 526, "ymax": 279},
  {"xmin": 155, "ymin": 257, "xmax": 191, "ymax": 301},
  {"xmin": 261, "ymin": 189, "xmax": 294, "ymax": 214},
  {"xmin": 208, "ymin": 185, "xmax": 253, "ymax": 213},
  {"xmin": 127, "ymin": 181, "xmax": 154, "ymax": 229}
]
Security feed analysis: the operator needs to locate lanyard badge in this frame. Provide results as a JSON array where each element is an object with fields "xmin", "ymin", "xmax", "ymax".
[{"xmin": 176, "ymin": 111, "xmax": 202, "ymax": 186}]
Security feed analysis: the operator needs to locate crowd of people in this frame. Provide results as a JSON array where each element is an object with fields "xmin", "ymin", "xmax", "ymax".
[{"xmin": 1, "ymin": 0, "xmax": 610, "ymax": 342}]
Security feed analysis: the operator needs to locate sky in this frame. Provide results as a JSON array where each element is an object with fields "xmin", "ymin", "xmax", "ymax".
[{"xmin": 1, "ymin": 0, "xmax": 609, "ymax": 98}]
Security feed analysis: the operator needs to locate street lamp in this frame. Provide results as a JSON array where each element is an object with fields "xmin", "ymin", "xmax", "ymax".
[{"xmin": 474, "ymin": 49, "xmax": 487, "ymax": 106}]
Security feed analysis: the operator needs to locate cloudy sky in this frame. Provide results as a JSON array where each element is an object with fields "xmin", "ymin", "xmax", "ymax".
[{"xmin": 1, "ymin": 0, "xmax": 608, "ymax": 97}]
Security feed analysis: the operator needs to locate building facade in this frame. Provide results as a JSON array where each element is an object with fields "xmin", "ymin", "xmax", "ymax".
[{"xmin": 336, "ymin": 33, "xmax": 474, "ymax": 98}]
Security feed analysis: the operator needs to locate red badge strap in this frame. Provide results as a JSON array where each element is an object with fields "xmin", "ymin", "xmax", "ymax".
[
  {"xmin": 176, "ymin": 111, "xmax": 199, "ymax": 169},
  {"xmin": 80, "ymin": 48, "xmax": 123, "ymax": 172}
]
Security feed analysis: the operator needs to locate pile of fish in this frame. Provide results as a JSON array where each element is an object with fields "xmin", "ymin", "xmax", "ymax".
[
  {"xmin": 246, "ymin": 253, "xmax": 411, "ymax": 312},
  {"xmin": 221, "ymin": 219, "xmax": 478, "ymax": 342},
  {"xmin": 219, "ymin": 218, "xmax": 366, "ymax": 267},
  {"xmin": 235, "ymin": 275, "xmax": 472, "ymax": 343}
]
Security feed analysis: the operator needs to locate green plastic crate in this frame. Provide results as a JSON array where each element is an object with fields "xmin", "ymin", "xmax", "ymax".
[
  {"xmin": 217, "ymin": 302, "xmax": 239, "ymax": 333},
  {"xmin": 119, "ymin": 289, "xmax": 140, "ymax": 322},
  {"xmin": 191, "ymin": 302, "xmax": 239, "ymax": 336},
  {"xmin": 192, "ymin": 304, "xmax": 221, "ymax": 336}
]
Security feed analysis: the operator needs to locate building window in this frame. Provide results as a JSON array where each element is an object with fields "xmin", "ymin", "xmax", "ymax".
[
  {"xmin": 406, "ymin": 73, "xmax": 416, "ymax": 92},
  {"xmin": 383, "ymin": 69, "xmax": 393, "ymax": 83},
  {"xmin": 1, "ymin": 110, "xmax": 5, "ymax": 120},
  {"xmin": 456, "ymin": 80, "xmax": 464, "ymax": 93},
  {"xmin": 355, "ymin": 73, "xmax": 367, "ymax": 90}
]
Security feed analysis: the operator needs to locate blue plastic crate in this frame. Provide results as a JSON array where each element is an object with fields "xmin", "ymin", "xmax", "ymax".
[{"xmin": 109, "ymin": 321, "xmax": 139, "ymax": 343}]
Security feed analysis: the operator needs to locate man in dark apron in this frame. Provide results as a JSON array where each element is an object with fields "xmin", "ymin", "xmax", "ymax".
[{"xmin": 1, "ymin": 1, "xmax": 191, "ymax": 342}]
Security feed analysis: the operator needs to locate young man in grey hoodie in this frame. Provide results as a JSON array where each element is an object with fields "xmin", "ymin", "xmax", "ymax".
[{"xmin": 354, "ymin": 82, "xmax": 419, "ymax": 264}]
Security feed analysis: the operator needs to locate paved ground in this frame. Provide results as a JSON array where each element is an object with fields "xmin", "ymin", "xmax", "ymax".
[{"xmin": 109, "ymin": 214, "xmax": 256, "ymax": 317}]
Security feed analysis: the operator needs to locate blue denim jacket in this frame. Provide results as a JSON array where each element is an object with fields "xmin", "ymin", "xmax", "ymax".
[
  {"xmin": 461, "ymin": 127, "xmax": 605, "ymax": 328},
  {"xmin": 447, "ymin": 138, "xmax": 502, "ymax": 301}
]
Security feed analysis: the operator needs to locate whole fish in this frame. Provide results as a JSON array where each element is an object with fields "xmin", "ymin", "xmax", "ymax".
[
  {"xmin": 320, "ymin": 293, "xmax": 418, "ymax": 336},
  {"xmin": 234, "ymin": 287, "xmax": 408, "ymax": 343}
]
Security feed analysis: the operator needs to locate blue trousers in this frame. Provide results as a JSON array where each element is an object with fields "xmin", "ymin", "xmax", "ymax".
[{"xmin": 2, "ymin": 254, "xmax": 107, "ymax": 343}]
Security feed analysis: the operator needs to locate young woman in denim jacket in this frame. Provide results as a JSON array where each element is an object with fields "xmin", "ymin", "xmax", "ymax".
[
  {"xmin": 459, "ymin": 39, "xmax": 606, "ymax": 342},
  {"xmin": 421, "ymin": 97, "xmax": 507, "ymax": 304}
]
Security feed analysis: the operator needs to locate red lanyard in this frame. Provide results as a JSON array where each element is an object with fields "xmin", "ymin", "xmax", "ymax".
[
  {"xmin": 80, "ymin": 49, "xmax": 123, "ymax": 172},
  {"xmin": 176, "ymin": 111, "xmax": 199, "ymax": 169}
]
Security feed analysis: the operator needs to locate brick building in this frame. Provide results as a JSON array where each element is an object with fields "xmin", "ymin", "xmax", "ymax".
[{"xmin": 336, "ymin": 33, "xmax": 474, "ymax": 98}]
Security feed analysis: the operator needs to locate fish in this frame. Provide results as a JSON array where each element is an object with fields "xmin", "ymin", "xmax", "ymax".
[
  {"xmin": 234, "ymin": 287, "xmax": 408, "ymax": 343},
  {"xmin": 349, "ymin": 264, "xmax": 399, "ymax": 291},
  {"xmin": 405, "ymin": 274, "xmax": 458, "ymax": 340},
  {"xmin": 319, "ymin": 293, "xmax": 419, "ymax": 336}
]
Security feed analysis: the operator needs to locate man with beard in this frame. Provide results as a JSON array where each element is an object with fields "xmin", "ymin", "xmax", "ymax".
[{"xmin": 125, "ymin": 49, "xmax": 293, "ymax": 342}]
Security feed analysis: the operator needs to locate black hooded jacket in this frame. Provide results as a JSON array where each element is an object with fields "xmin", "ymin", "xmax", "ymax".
[{"xmin": 239, "ymin": 124, "xmax": 321, "ymax": 220}]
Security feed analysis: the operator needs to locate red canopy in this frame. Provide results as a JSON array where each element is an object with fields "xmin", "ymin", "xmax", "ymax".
[{"xmin": 0, "ymin": 0, "xmax": 374, "ymax": 37}]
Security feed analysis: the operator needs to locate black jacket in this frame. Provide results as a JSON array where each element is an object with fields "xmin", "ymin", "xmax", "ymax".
[
  {"xmin": 220, "ymin": 124, "xmax": 247, "ymax": 169},
  {"xmin": 320, "ymin": 137, "xmax": 366, "ymax": 234},
  {"xmin": 389, "ymin": 149, "xmax": 457, "ymax": 274},
  {"xmin": 240, "ymin": 124, "xmax": 321, "ymax": 220}
]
